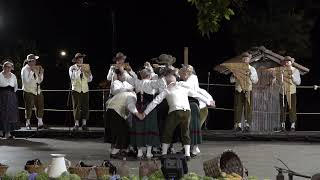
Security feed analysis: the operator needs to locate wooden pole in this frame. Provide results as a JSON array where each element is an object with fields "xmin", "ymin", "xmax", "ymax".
[{"xmin": 184, "ymin": 47, "xmax": 188, "ymax": 65}]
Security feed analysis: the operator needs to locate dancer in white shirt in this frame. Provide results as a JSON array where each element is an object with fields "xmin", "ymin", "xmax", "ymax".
[
  {"xmin": 138, "ymin": 72, "xmax": 214, "ymax": 160},
  {"xmin": 69, "ymin": 53, "xmax": 93, "ymax": 131},
  {"xmin": 0, "ymin": 61, "xmax": 19, "ymax": 138},
  {"xmin": 21, "ymin": 54, "xmax": 46, "ymax": 130}
]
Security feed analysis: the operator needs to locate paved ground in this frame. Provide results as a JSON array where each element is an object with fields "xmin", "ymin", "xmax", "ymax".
[{"xmin": 1, "ymin": 138, "xmax": 320, "ymax": 179}]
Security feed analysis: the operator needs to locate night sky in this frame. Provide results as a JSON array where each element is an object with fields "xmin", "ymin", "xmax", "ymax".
[{"xmin": 0, "ymin": 0, "xmax": 319, "ymax": 130}]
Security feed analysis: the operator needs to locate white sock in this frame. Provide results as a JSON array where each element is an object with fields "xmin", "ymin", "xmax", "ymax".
[
  {"xmin": 82, "ymin": 119, "xmax": 87, "ymax": 126},
  {"xmin": 291, "ymin": 122, "xmax": 295, "ymax": 128},
  {"xmin": 111, "ymin": 148, "xmax": 120, "ymax": 155},
  {"xmin": 137, "ymin": 148, "xmax": 143, "ymax": 157},
  {"xmin": 75, "ymin": 120, "xmax": 79, "ymax": 126},
  {"xmin": 26, "ymin": 119, "xmax": 31, "ymax": 125},
  {"xmin": 184, "ymin": 145, "xmax": 191, "ymax": 157},
  {"xmin": 238, "ymin": 123, "xmax": 242, "ymax": 128},
  {"xmin": 146, "ymin": 146, "xmax": 153, "ymax": 158},
  {"xmin": 162, "ymin": 143, "xmax": 169, "ymax": 155},
  {"xmin": 192, "ymin": 145, "xmax": 200, "ymax": 155},
  {"xmin": 37, "ymin": 118, "xmax": 43, "ymax": 126},
  {"xmin": 281, "ymin": 122, "xmax": 285, "ymax": 128},
  {"xmin": 5, "ymin": 132, "xmax": 11, "ymax": 138}
]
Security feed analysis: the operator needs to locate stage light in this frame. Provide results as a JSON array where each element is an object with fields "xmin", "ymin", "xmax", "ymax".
[{"xmin": 60, "ymin": 51, "xmax": 67, "ymax": 57}]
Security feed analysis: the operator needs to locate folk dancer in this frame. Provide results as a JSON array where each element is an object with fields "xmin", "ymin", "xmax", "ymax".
[
  {"xmin": 107, "ymin": 52, "xmax": 137, "ymax": 82},
  {"xmin": 137, "ymin": 73, "xmax": 215, "ymax": 160},
  {"xmin": 178, "ymin": 65, "xmax": 215, "ymax": 157},
  {"xmin": 230, "ymin": 52, "xmax": 258, "ymax": 132},
  {"xmin": 105, "ymin": 75, "xmax": 141, "ymax": 159},
  {"xmin": 127, "ymin": 67, "xmax": 166, "ymax": 159},
  {"xmin": 69, "ymin": 53, "xmax": 93, "ymax": 131},
  {"xmin": 272, "ymin": 56, "xmax": 301, "ymax": 131},
  {"xmin": 0, "ymin": 61, "xmax": 19, "ymax": 138},
  {"xmin": 21, "ymin": 54, "xmax": 46, "ymax": 130}
]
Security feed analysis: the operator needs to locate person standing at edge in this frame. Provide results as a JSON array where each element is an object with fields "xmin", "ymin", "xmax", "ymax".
[
  {"xmin": 69, "ymin": 53, "xmax": 93, "ymax": 131},
  {"xmin": 230, "ymin": 52, "xmax": 258, "ymax": 132},
  {"xmin": 21, "ymin": 54, "xmax": 46, "ymax": 130}
]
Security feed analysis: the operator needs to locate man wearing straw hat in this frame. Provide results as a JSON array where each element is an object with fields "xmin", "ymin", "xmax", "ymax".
[
  {"xmin": 230, "ymin": 52, "xmax": 258, "ymax": 132},
  {"xmin": 21, "ymin": 54, "xmax": 46, "ymax": 130},
  {"xmin": 273, "ymin": 56, "xmax": 301, "ymax": 131},
  {"xmin": 107, "ymin": 52, "xmax": 137, "ymax": 82},
  {"xmin": 69, "ymin": 53, "xmax": 93, "ymax": 131}
]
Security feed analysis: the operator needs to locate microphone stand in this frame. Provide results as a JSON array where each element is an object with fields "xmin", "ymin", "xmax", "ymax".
[
  {"xmin": 204, "ymin": 72, "xmax": 210, "ymax": 130},
  {"xmin": 281, "ymin": 69, "xmax": 286, "ymax": 131},
  {"xmin": 26, "ymin": 72, "xmax": 41, "ymax": 139}
]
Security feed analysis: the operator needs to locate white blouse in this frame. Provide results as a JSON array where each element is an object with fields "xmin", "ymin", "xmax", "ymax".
[{"xmin": 0, "ymin": 72, "xmax": 18, "ymax": 92}]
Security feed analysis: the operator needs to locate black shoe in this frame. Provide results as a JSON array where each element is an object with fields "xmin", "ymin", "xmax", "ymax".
[
  {"xmin": 6, "ymin": 135, "xmax": 15, "ymax": 139},
  {"xmin": 185, "ymin": 156, "xmax": 191, "ymax": 161},
  {"xmin": 110, "ymin": 152, "xmax": 125, "ymax": 160},
  {"xmin": 235, "ymin": 127, "xmax": 242, "ymax": 132},
  {"xmin": 37, "ymin": 124, "xmax": 48, "ymax": 130},
  {"xmin": 126, "ymin": 149, "xmax": 137, "ymax": 157},
  {"xmin": 81, "ymin": 125, "xmax": 89, "ymax": 131},
  {"xmin": 280, "ymin": 127, "xmax": 286, "ymax": 132},
  {"xmin": 243, "ymin": 126, "xmax": 250, "ymax": 132},
  {"xmin": 190, "ymin": 153, "xmax": 197, "ymax": 158},
  {"xmin": 73, "ymin": 125, "xmax": 79, "ymax": 131}
]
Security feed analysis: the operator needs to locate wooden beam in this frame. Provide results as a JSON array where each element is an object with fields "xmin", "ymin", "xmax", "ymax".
[{"xmin": 184, "ymin": 47, "xmax": 188, "ymax": 65}]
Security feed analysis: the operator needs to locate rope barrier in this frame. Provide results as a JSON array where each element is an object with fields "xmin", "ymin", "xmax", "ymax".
[{"xmin": 14, "ymin": 82, "xmax": 320, "ymax": 115}]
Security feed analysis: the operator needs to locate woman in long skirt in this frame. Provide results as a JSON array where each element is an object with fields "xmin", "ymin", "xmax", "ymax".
[{"xmin": 0, "ymin": 61, "xmax": 19, "ymax": 139}]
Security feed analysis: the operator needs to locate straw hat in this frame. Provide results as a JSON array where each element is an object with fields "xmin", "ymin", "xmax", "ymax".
[
  {"xmin": 151, "ymin": 54, "xmax": 176, "ymax": 65},
  {"xmin": 283, "ymin": 56, "xmax": 295, "ymax": 63},
  {"xmin": 25, "ymin": 54, "xmax": 39, "ymax": 62},
  {"xmin": 72, "ymin": 53, "xmax": 86, "ymax": 62},
  {"xmin": 113, "ymin": 52, "xmax": 127, "ymax": 62}
]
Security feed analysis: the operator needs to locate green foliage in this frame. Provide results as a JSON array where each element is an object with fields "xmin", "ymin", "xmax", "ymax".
[
  {"xmin": 101, "ymin": 175, "xmax": 112, "ymax": 180},
  {"xmin": 148, "ymin": 169, "xmax": 165, "ymax": 180},
  {"xmin": 2, "ymin": 174, "xmax": 13, "ymax": 180},
  {"xmin": 248, "ymin": 176, "xmax": 259, "ymax": 180},
  {"xmin": 12, "ymin": 171, "xmax": 28, "ymax": 180},
  {"xmin": 55, "ymin": 172, "xmax": 80, "ymax": 180},
  {"xmin": 35, "ymin": 172, "xmax": 49, "ymax": 180},
  {"xmin": 188, "ymin": 0, "xmax": 243, "ymax": 37}
]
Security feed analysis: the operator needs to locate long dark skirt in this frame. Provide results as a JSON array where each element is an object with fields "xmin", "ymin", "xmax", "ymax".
[
  {"xmin": 104, "ymin": 109, "xmax": 130, "ymax": 149},
  {"xmin": 0, "ymin": 87, "xmax": 19, "ymax": 132},
  {"xmin": 189, "ymin": 102, "xmax": 202, "ymax": 145},
  {"xmin": 130, "ymin": 109, "xmax": 160, "ymax": 147}
]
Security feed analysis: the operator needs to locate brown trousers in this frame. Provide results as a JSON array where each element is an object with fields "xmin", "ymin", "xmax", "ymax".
[
  {"xmin": 279, "ymin": 93, "xmax": 297, "ymax": 123},
  {"xmin": 162, "ymin": 110, "xmax": 191, "ymax": 145},
  {"xmin": 23, "ymin": 91, "xmax": 44, "ymax": 119},
  {"xmin": 71, "ymin": 91, "xmax": 90, "ymax": 121},
  {"xmin": 199, "ymin": 107, "xmax": 208, "ymax": 127},
  {"xmin": 234, "ymin": 91, "xmax": 253, "ymax": 124}
]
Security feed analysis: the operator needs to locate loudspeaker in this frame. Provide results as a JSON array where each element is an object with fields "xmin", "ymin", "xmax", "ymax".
[{"xmin": 161, "ymin": 153, "xmax": 188, "ymax": 179}]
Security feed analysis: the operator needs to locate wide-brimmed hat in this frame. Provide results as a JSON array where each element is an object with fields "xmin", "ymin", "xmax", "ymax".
[
  {"xmin": 282, "ymin": 56, "xmax": 295, "ymax": 63},
  {"xmin": 25, "ymin": 54, "xmax": 39, "ymax": 62},
  {"xmin": 72, "ymin": 53, "xmax": 86, "ymax": 62},
  {"xmin": 241, "ymin": 52, "xmax": 252, "ymax": 59},
  {"xmin": 151, "ymin": 54, "xmax": 176, "ymax": 65},
  {"xmin": 2, "ymin": 60, "xmax": 14, "ymax": 69},
  {"xmin": 113, "ymin": 52, "xmax": 127, "ymax": 62}
]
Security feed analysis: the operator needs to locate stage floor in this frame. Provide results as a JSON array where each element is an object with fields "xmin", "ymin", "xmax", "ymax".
[
  {"xmin": 11, "ymin": 127, "xmax": 320, "ymax": 142},
  {"xmin": 1, "ymin": 138, "xmax": 320, "ymax": 179}
]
